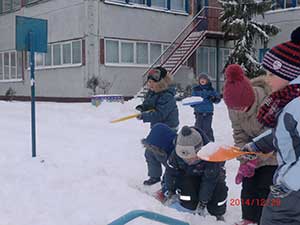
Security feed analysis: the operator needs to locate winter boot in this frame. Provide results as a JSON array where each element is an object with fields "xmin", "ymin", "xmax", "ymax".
[
  {"xmin": 143, "ymin": 177, "xmax": 160, "ymax": 186},
  {"xmin": 216, "ymin": 215, "xmax": 225, "ymax": 221},
  {"xmin": 154, "ymin": 189, "xmax": 166, "ymax": 203},
  {"xmin": 234, "ymin": 219, "xmax": 257, "ymax": 225}
]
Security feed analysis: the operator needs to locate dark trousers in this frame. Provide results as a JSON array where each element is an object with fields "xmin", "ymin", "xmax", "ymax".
[
  {"xmin": 194, "ymin": 112, "xmax": 214, "ymax": 142},
  {"xmin": 241, "ymin": 166, "xmax": 277, "ymax": 224},
  {"xmin": 261, "ymin": 190, "xmax": 300, "ymax": 225},
  {"xmin": 177, "ymin": 176, "xmax": 228, "ymax": 216},
  {"xmin": 144, "ymin": 149, "xmax": 168, "ymax": 179}
]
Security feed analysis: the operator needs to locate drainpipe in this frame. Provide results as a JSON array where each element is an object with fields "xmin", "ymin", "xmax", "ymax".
[{"xmin": 216, "ymin": 38, "xmax": 220, "ymax": 92}]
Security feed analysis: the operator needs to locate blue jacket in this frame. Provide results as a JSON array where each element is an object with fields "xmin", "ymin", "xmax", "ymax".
[
  {"xmin": 252, "ymin": 76, "xmax": 300, "ymax": 192},
  {"xmin": 141, "ymin": 87, "xmax": 179, "ymax": 129},
  {"xmin": 191, "ymin": 82, "xmax": 221, "ymax": 113},
  {"xmin": 143, "ymin": 123, "xmax": 177, "ymax": 156},
  {"xmin": 164, "ymin": 129, "xmax": 225, "ymax": 202}
]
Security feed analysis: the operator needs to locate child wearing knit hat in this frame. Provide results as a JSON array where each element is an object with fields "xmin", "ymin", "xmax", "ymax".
[
  {"xmin": 223, "ymin": 64, "xmax": 277, "ymax": 225},
  {"xmin": 190, "ymin": 74, "xmax": 221, "ymax": 142},
  {"xmin": 164, "ymin": 126, "xmax": 228, "ymax": 221},
  {"xmin": 240, "ymin": 27, "xmax": 300, "ymax": 225}
]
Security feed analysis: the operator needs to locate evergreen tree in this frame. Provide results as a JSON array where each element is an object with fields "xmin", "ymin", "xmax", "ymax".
[{"xmin": 219, "ymin": 0, "xmax": 279, "ymax": 77}]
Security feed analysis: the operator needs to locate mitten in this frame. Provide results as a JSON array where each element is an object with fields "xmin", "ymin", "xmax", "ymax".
[
  {"xmin": 240, "ymin": 142, "xmax": 259, "ymax": 160},
  {"xmin": 235, "ymin": 159, "xmax": 258, "ymax": 184},
  {"xmin": 135, "ymin": 105, "xmax": 144, "ymax": 112}
]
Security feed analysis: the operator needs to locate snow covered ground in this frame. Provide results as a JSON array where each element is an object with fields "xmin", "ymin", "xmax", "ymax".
[{"xmin": 0, "ymin": 98, "xmax": 242, "ymax": 225}]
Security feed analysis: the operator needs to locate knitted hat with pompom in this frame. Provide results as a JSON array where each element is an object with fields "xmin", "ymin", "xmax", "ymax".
[{"xmin": 223, "ymin": 64, "xmax": 255, "ymax": 110}]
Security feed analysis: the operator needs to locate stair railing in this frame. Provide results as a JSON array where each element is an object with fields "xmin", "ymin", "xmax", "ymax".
[{"xmin": 141, "ymin": 6, "xmax": 222, "ymax": 85}]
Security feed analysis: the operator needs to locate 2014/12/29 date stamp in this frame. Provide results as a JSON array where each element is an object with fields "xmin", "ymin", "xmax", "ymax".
[{"xmin": 230, "ymin": 198, "xmax": 281, "ymax": 207}]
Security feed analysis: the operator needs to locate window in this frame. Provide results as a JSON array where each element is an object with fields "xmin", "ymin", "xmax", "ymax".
[
  {"xmin": 17, "ymin": 52, "xmax": 22, "ymax": 79},
  {"xmin": 219, "ymin": 48, "xmax": 230, "ymax": 80},
  {"xmin": 136, "ymin": 42, "xmax": 148, "ymax": 64},
  {"xmin": 0, "ymin": 0, "xmax": 22, "ymax": 13},
  {"xmin": 196, "ymin": 47, "xmax": 216, "ymax": 80},
  {"xmin": 4, "ymin": 53, "xmax": 10, "ymax": 79},
  {"xmin": 209, "ymin": 48, "xmax": 216, "ymax": 80},
  {"xmin": 106, "ymin": 40, "xmax": 119, "ymax": 63},
  {"xmin": 151, "ymin": 0, "xmax": 166, "ymax": 8},
  {"xmin": 105, "ymin": 39, "xmax": 166, "ymax": 65},
  {"xmin": 129, "ymin": 0, "xmax": 146, "ymax": 4},
  {"xmin": 72, "ymin": 41, "xmax": 81, "ymax": 64},
  {"xmin": 0, "ymin": 51, "xmax": 22, "ymax": 81},
  {"xmin": 33, "ymin": 40, "xmax": 82, "ymax": 68},
  {"xmin": 150, "ymin": 43, "xmax": 162, "ymax": 64},
  {"xmin": 121, "ymin": 42, "xmax": 134, "ymax": 63},
  {"xmin": 45, "ymin": 45, "xmax": 52, "ymax": 66},
  {"xmin": 171, "ymin": 0, "xmax": 185, "ymax": 11},
  {"xmin": 274, "ymin": 0, "xmax": 298, "ymax": 8},
  {"xmin": 10, "ymin": 52, "xmax": 17, "ymax": 79},
  {"xmin": 2, "ymin": 0, "xmax": 12, "ymax": 13},
  {"xmin": 63, "ymin": 43, "xmax": 71, "ymax": 64},
  {"xmin": 53, "ymin": 44, "xmax": 61, "ymax": 65},
  {"xmin": 36, "ymin": 53, "xmax": 44, "ymax": 67}
]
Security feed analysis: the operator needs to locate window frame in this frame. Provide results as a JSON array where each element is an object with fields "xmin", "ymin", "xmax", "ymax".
[
  {"xmin": 104, "ymin": 38, "xmax": 166, "ymax": 67},
  {"xmin": 0, "ymin": 50, "xmax": 22, "ymax": 82},
  {"xmin": 32, "ymin": 39, "xmax": 83, "ymax": 70}
]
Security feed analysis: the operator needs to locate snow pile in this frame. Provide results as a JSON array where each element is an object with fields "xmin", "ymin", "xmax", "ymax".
[{"xmin": 0, "ymin": 99, "xmax": 241, "ymax": 225}]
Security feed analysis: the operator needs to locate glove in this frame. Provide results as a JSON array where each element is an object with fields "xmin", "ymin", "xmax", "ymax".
[
  {"xmin": 195, "ymin": 201, "xmax": 208, "ymax": 217},
  {"xmin": 270, "ymin": 184, "xmax": 292, "ymax": 198},
  {"xmin": 241, "ymin": 142, "xmax": 259, "ymax": 153},
  {"xmin": 235, "ymin": 159, "xmax": 258, "ymax": 184},
  {"xmin": 209, "ymin": 96, "xmax": 220, "ymax": 103},
  {"xmin": 135, "ymin": 105, "xmax": 144, "ymax": 112},
  {"xmin": 136, "ymin": 114, "xmax": 143, "ymax": 120},
  {"xmin": 163, "ymin": 191, "xmax": 178, "ymax": 206},
  {"xmin": 240, "ymin": 142, "xmax": 259, "ymax": 160}
]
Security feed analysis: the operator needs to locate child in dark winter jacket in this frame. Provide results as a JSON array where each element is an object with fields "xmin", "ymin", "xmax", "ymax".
[
  {"xmin": 136, "ymin": 66, "xmax": 179, "ymax": 185},
  {"xmin": 191, "ymin": 74, "xmax": 221, "ymax": 142},
  {"xmin": 164, "ymin": 126, "xmax": 228, "ymax": 221},
  {"xmin": 142, "ymin": 123, "xmax": 177, "ymax": 188},
  {"xmin": 136, "ymin": 66, "xmax": 179, "ymax": 130}
]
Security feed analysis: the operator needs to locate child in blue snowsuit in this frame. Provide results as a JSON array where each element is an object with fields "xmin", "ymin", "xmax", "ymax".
[
  {"xmin": 164, "ymin": 126, "xmax": 228, "ymax": 221},
  {"xmin": 191, "ymin": 74, "xmax": 221, "ymax": 142},
  {"xmin": 142, "ymin": 123, "xmax": 177, "ymax": 189},
  {"xmin": 136, "ymin": 66, "xmax": 179, "ymax": 185}
]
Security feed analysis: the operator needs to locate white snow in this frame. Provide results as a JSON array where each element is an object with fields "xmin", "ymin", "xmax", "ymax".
[{"xmin": 0, "ymin": 99, "xmax": 242, "ymax": 225}]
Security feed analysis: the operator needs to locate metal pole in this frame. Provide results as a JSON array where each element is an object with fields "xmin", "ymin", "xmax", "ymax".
[{"xmin": 29, "ymin": 31, "xmax": 36, "ymax": 157}]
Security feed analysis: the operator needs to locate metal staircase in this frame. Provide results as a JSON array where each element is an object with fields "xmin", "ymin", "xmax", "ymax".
[
  {"xmin": 136, "ymin": 7, "xmax": 222, "ymax": 98},
  {"xmin": 141, "ymin": 7, "xmax": 222, "ymax": 86}
]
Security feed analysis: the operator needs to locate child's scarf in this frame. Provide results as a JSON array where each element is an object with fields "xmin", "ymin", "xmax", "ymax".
[{"xmin": 257, "ymin": 84, "xmax": 300, "ymax": 128}]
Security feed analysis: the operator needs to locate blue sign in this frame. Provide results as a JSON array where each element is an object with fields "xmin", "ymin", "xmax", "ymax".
[{"xmin": 16, "ymin": 16, "xmax": 48, "ymax": 53}]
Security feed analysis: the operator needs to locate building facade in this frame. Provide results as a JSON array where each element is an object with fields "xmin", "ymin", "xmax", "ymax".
[{"xmin": 0, "ymin": 0, "xmax": 192, "ymax": 99}]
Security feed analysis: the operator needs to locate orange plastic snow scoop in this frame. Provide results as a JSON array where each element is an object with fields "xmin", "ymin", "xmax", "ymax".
[
  {"xmin": 110, "ymin": 109, "xmax": 155, "ymax": 123},
  {"xmin": 197, "ymin": 146, "xmax": 257, "ymax": 162}
]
